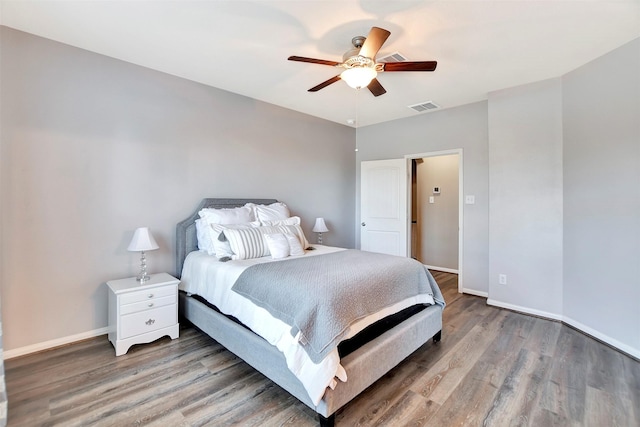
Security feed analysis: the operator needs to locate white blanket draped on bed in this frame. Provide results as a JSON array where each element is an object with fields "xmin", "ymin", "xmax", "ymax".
[{"xmin": 179, "ymin": 245, "xmax": 435, "ymax": 406}]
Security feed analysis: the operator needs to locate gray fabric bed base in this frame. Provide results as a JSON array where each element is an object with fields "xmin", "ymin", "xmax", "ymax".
[{"xmin": 179, "ymin": 290, "xmax": 443, "ymax": 419}]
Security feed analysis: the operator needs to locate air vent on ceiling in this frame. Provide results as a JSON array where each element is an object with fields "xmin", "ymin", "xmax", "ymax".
[
  {"xmin": 408, "ymin": 101, "xmax": 440, "ymax": 113},
  {"xmin": 377, "ymin": 51, "xmax": 408, "ymax": 63}
]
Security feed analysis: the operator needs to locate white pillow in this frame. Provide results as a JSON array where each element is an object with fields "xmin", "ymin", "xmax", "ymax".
[
  {"xmin": 195, "ymin": 206, "xmax": 255, "ymax": 253},
  {"xmin": 264, "ymin": 233, "xmax": 291, "ymax": 259},
  {"xmin": 279, "ymin": 224, "xmax": 310, "ymax": 249},
  {"xmin": 195, "ymin": 218, "xmax": 213, "ymax": 253},
  {"xmin": 260, "ymin": 216, "xmax": 301, "ymax": 227},
  {"xmin": 210, "ymin": 221, "xmax": 260, "ymax": 258},
  {"xmin": 248, "ymin": 202, "xmax": 290, "ymax": 223},
  {"xmin": 264, "ymin": 233, "xmax": 306, "ymax": 259},
  {"xmin": 285, "ymin": 233, "xmax": 305, "ymax": 257},
  {"xmin": 199, "ymin": 206, "xmax": 253, "ymax": 224}
]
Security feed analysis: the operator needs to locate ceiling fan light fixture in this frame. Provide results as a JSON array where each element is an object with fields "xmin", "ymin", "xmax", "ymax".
[
  {"xmin": 288, "ymin": 26, "xmax": 436, "ymax": 96},
  {"xmin": 340, "ymin": 66, "xmax": 377, "ymax": 89}
]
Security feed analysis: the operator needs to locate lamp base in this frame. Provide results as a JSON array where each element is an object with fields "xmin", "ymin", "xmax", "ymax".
[{"xmin": 137, "ymin": 251, "xmax": 150, "ymax": 283}]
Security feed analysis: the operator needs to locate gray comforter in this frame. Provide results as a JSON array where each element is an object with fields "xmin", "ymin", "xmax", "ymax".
[{"xmin": 231, "ymin": 249, "xmax": 445, "ymax": 363}]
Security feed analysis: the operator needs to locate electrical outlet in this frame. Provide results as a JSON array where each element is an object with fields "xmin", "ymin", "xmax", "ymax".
[{"xmin": 499, "ymin": 274, "xmax": 507, "ymax": 285}]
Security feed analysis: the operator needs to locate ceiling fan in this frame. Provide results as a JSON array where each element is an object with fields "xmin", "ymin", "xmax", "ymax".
[{"xmin": 288, "ymin": 26, "xmax": 437, "ymax": 97}]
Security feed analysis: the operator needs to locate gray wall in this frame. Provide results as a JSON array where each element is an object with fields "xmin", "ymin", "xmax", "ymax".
[
  {"xmin": 485, "ymin": 39, "xmax": 639, "ymax": 356},
  {"xmin": 0, "ymin": 27, "xmax": 355, "ymax": 352},
  {"xmin": 357, "ymin": 102, "xmax": 490, "ymax": 295},
  {"xmin": 562, "ymin": 38, "xmax": 640, "ymax": 353},
  {"xmin": 487, "ymin": 78, "xmax": 564, "ymax": 316},
  {"xmin": 2, "ymin": 25, "xmax": 637, "ymax": 359},
  {"xmin": 416, "ymin": 155, "xmax": 459, "ymax": 270},
  {"xmin": 358, "ymin": 38, "xmax": 639, "ymax": 356}
]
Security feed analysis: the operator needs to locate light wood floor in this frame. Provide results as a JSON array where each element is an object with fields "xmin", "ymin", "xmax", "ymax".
[{"xmin": 5, "ymin": 272, "xmax": 640, "ymax": 426}]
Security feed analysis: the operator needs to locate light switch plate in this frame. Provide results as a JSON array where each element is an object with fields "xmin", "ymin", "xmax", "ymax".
[{"xmin": 429, "ymin": 196, "xmax": 435, "ymax": 204}]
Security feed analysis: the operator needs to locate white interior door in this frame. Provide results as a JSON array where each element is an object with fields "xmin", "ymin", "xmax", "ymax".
[{"xmin": 360, "ymin": 159, "xmax": 408, "ymax": 256}]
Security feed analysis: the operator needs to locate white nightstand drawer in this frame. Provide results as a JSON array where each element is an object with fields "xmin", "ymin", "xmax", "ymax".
[
  {"xmin": 120, "ymin": 294, "xmax": 176, "ymax": 315},
  {"xmin": 120, "ymin": 285, "xmax": 176, "ymax": 305},
  {"xmin": 120, "ymin": 304, "xmax": 177, "ymax": 339}
]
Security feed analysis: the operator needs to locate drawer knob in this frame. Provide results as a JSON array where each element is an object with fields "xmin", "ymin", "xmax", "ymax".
[
  {"xmin": 145, "ymin": 319, "xmax": 155, "ymax": 326},
  {"xmin": 147, "ymin": 294, "xmax": 154, "ymax": 298},
  {"xmin": 147, "ymin": 303, "xmax": 154, "ymax": 308}
]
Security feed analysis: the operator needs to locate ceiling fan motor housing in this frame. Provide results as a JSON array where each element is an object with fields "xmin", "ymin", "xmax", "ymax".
[
  {"xmin": 342, "ymin": 36, "xmax": 367, "ymax": 62},
  {"xmin": 342, "ymin": 55, "xmax": 375, "ymax": 70}
]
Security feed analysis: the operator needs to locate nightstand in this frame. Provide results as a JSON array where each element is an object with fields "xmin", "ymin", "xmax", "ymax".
[{"xmin": 107, "ymin": 272, "xmax": 179, "ymax": 356}]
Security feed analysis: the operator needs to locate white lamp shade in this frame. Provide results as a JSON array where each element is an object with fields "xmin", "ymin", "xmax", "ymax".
[
  {"xmin": 127, "ymin": 227, "xmax": 159, "ymax": 252},
  {"xmin": 312, "ymin": 218, "xmax": 329, "ymax": 233},
  {"xmin": 340, "ymin": 67, "xmax": 377, "ymax": 89}
]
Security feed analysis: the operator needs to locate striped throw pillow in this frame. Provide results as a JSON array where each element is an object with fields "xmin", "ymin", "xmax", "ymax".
[{"xmin": 223, "ymin": 224, "xmax": 310, "ymax": 260}]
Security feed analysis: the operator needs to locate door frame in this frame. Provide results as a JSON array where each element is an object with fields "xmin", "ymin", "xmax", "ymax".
[{"xmin": 405, "ymin": 149, "xmax": 464, "ymax": 294}]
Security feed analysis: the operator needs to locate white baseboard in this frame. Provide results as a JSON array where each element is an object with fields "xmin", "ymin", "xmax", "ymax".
[
  {"xmin": 424, "ymin": 265, "xmax": 459, "ymax": 274},
  {"xmin": 486, "ymin": 298, "xmax": 563, "ymax": 321},
  {"xmin": 4, "ymin": 327, "xmax": 109, "ymax": 360},
  {"xmin": 487, "ymin": 299, "xmax": 640, "ymax": 360},
  {"xmin": 462, "ymin": 289, "xmax": 488, "ymax": 298},
  {"xmin": 6, "ymin": 306, "xmax": 638, "ymax": 363},
  {"xmin": 562, "ymin": 316, "xmax": 640, "ymax": 360}
]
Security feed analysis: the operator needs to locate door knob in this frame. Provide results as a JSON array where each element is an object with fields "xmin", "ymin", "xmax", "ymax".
[{"xmin": 361, "ymin": 222, "xmax": 366, "ymax": 226}]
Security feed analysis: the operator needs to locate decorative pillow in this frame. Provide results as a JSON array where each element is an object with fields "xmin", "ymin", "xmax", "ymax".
[
  {"xmin": 222, "ymin": 226, "xmax": 274, "ymax": 260},
  {"xmin": 278, "ymin": 224, "xmax": 311, "ymax": 249},
  {"xmin": 198, "ymin": 206, "xmax": 253, "ymax": 224},
  {"xmin": 222, "ymin": 224, "xmax": 310, "ymax": 260},
  {"xmin": 284, "ymin": 233, "xmax": 305, "ymax": 257},
  {"xmin": 264, "ymin": 233, "xmax": 291, "ymax": 259},
  {"xmin": 210, "ymin": 221, "xmax": 260, "ymax": 258},
  {"xmin": 260, "ymin": 216, "xmax": 301, "ymax": 227},
  {"xmin": 247, "ymin": 202, "xmax": 290, "ymax": 223}
]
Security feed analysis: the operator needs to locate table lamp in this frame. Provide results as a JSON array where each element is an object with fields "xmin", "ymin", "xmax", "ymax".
[
  {"xmin": 127, "ymin": 227, "xmax": 159, "ymax": 282},
  {"xmin": 312, "ymin": 218, "xmax": 329, "ymax": 245}
]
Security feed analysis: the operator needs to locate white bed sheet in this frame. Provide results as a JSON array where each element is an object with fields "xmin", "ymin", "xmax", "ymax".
[{"xmin": 179, "ymin": 245, "xmax": 435, "ymax": 406}]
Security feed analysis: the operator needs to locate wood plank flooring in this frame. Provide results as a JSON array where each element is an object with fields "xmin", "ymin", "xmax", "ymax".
[{"xmin": 5, "ymin": 271, "xmax": 640, "ymax": 426}]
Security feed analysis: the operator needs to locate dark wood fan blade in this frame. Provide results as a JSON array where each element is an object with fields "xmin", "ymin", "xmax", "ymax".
[
  {"xmin": 367, "ymin": 78, "xmax": 387, "ymax": 97},
  {"xmin": 359, "ymin": 27, "xmax": 391, "ymax": 59},
  {"xmin": 381, "ymin": 61, "xmax": 438, "ymax": 72},
  {"xmin": 288, "ymin": 56, "xmax": 341, "ymax": 66},
  {"xmin": 308, "ymin": 75, "xmax": 342, "ymax": 92}
]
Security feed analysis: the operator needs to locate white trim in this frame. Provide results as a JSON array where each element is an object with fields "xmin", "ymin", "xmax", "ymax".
[
  {"xmin": 6, "ymin": 309, "xmax": 638, "ymax": 364},
  {"xmin": 487, "ymin": 299, "xmax": 640, "ymax": 360},
  {"xmin": 3, "ymin": 327, "xmax": 109, "ymax": 360},
  {"xmin": 405, "ymin": 149, "xmax": 464, "ymax": 294},
  {"xmin": 424, "ymin": 265, "xmax": 458, "ymax": 274},
  {"xmin": 487, "ymin": 298, "xmax": 563, "ymax": 321},
  {"xmin": 462, "ymin": 289, "xmax": 488, "ymax": 298},
  {"xmin": 562, "ymin": 316, "xmax": 640, "ymax": 360}
]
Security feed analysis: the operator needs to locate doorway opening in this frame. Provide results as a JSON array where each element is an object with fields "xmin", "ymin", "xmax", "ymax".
[{"xmin": 407, "ymin": 150, "xmax": 463, "ymax": 293}]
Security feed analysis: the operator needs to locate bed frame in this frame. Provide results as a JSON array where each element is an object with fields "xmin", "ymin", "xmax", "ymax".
[{"xmin": 176, "ymin": 198, "xmax": 443, "ymax": 426}]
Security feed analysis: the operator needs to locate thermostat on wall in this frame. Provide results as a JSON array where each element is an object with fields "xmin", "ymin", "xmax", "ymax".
[{"xmin": 433, "ymin": 187, "xmax": 440, "ymax": 194}]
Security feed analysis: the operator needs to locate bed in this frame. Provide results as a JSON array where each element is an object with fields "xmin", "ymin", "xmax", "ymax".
[{"xmin": 176, "ymin": 198, "xmax": 444, "ymax": 426}]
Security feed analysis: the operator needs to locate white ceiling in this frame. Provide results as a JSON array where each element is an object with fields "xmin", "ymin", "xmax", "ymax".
[{"xmin": 1, "ymin": 1, "xmax": 639, "ymax": 127}]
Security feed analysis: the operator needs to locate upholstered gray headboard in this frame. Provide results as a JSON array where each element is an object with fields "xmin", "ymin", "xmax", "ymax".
[{"xmin": 175, "ymin": 198, "xmax": 278, "ymax": 278}]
